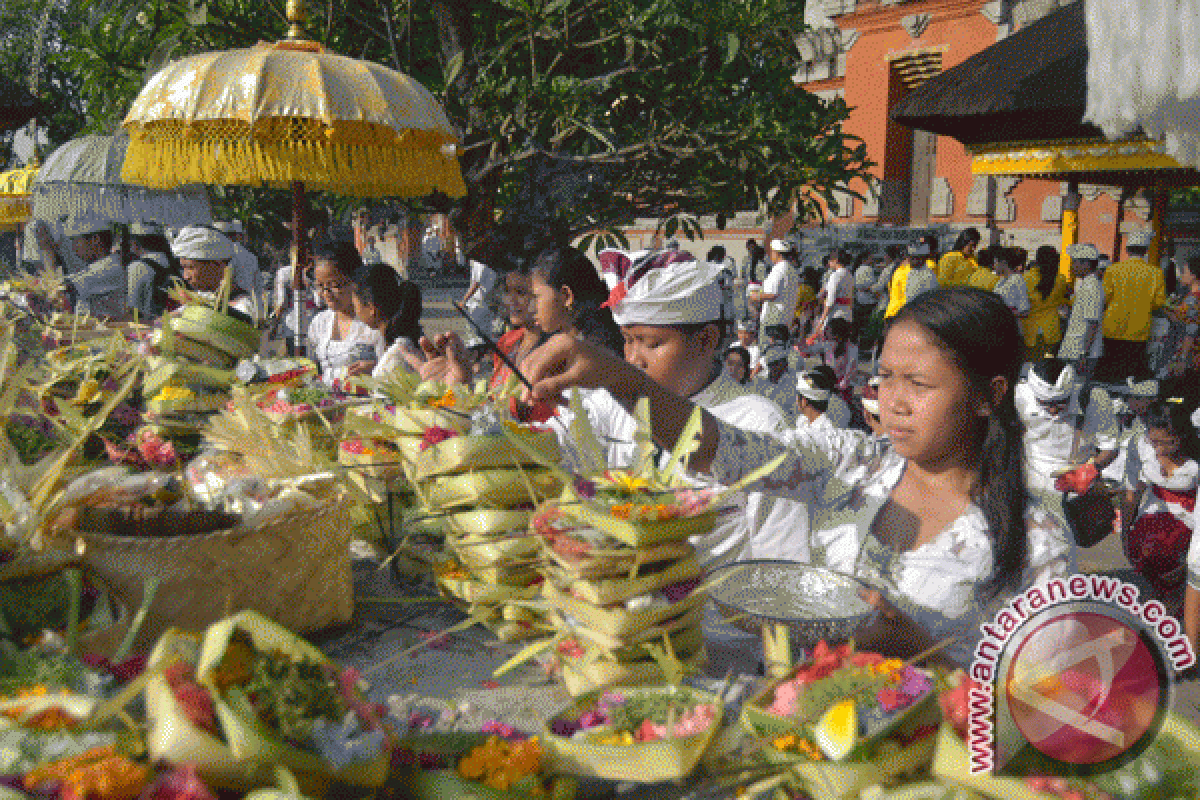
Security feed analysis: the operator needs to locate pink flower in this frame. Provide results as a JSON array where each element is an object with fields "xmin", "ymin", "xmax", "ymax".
[
  {"xmin": 136, "ymin": 429, "xmax": 178, "ymax": 468},
  {"xmin": 878, "ymin": 687, "xmax": 911, "ymax": 713},
  {"xmin": 481, "ymin": 720, "xmax": 519, "ymax": 739},
  {"xmin": 578, "ymin": 710, "xmax": 609, "ymax": 729},
  {"xmin": 420, "ymin": 426, "xmax": 459, "ymax": 451}
]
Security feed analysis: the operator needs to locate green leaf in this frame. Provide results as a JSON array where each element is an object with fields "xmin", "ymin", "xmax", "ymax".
[
  {"xmin": 444, "ymin": 50, "xmax": 465, "ymax": 88},
  {"xmin": 723, "ymin": 32, "xmax": 739, "ymax": 66}
]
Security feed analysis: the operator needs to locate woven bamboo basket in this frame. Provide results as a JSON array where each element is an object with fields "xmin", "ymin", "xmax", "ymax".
[
  {"xmin": 441, "ymin": 509, "xmax": 531, "ymax": 536},
  {"xmin": 57, "ymin": 485, "xmax": 355, "ymax": 653}
]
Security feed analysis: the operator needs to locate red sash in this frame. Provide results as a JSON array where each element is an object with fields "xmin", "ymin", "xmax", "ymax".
[{"xmin": 1152, "ymin": 485, "xmax": 1197, "ymax": 513}]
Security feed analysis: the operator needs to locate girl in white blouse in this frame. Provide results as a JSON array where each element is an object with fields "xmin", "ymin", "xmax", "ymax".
[
  {"xmin": 350, "ymin": 262, "xmax": 424, "ymax": 378},
  {"xmin": 521, "ymin": 287, "xmax": 1072, "ymax": 667},
  {"xmin": 307, "ymin": 241, "xmax": 384, "ymax": 386},
  {"xmin": 1123, "ymin": 400, "xmax": 1200, "ymax": 615}
]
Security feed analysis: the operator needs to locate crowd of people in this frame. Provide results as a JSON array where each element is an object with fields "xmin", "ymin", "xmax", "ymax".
[{"xmin": 21, "ymin": 212, "xmax": 1200, "ymax": 665}]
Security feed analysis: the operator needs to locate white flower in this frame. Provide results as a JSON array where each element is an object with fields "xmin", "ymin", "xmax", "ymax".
[
  {"xmin": 136, "ymin": 11, "xmax": 149, "ymax": 26},
  {"xmin": 102, "ymin": 22, "xmax": 111, "ymax": 32}
]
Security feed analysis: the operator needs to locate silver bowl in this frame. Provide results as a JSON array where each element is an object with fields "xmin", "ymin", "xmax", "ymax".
[{"xmin": 707, "ymin": 560, "xmax": 881, "ymax": 651}]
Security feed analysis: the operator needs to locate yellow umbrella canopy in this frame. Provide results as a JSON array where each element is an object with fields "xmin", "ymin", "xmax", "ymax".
[
  {"xmin": 0, "ymin": 165, "xmax": 37, "ymax": 227},
  {"xmin": 119, "ymin": 33, "xmax": 466, "ymax": 198}
]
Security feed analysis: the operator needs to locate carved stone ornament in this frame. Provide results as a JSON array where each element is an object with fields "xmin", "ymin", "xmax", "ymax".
[
  {"xmin": 901, "ymin": 13, "xmax": 932, "ymax": 38},
  {"xmin": 930, "ymin": 177, "xmax": 954, "ymax": 217},
  {"xmin": 861, "ymin": 180, "xmax": 881, "ymax": 218},
  {"xmin": 1041, "ymin": 194, "xmax": 1063, "ymax": 222},
  {"xmin": 966, "ymin": 175, "xmax": 1018, "ymax": 221},
  {"xmin": 832, "ymin": 189, "xmax": 855, "ymax": 218}
]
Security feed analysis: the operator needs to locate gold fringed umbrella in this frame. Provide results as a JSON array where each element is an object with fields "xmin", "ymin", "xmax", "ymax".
[
  {"xmin": 118, "ymin": 0, "xmax": 465, "ymax": 353},
  {"xmin": 0, "ymin": 165, "xmax": 37, "ymax": 229}
]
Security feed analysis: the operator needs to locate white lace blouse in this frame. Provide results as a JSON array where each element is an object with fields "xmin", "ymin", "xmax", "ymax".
[
  {"xmin": 710, "ymin": 422, "xmax": 1073, "ymax": 666},
  {"xmin": 307, "ymin": 309, "xmax": 385, "ymax": 386}
]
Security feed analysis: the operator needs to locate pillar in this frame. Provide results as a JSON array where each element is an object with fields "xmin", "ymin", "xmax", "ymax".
[
  {"xmin": 1060, "ymin": 180, "xmax": 1081, "ymax": 279},
  {"xmin": 1148, "ymin": 187, "xmax": 1168, "ymax": 267}
]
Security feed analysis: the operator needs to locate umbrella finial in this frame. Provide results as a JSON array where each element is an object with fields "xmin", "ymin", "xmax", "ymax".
[{"xmin": 286, "ymin": 0, "xmax": 308, "ymax": 40}]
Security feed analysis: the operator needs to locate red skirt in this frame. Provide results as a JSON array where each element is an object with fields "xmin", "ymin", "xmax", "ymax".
[{"xmin": 1125, "ymin": 510, "xmax": 1193, "ymax": 605}]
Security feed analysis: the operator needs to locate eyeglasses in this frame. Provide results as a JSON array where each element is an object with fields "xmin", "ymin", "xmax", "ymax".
[{"xmin": 315, "ymin": 281, "xmax": 351, "ymax": 294}]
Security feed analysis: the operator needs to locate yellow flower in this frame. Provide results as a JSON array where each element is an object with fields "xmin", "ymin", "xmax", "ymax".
[
  {"xmin": 611, "ymin": 503, "xmax": 633, "ymax": 520},
  {"xmin": 430, "ymin": 388, "xmax": 457, "ymax": 409},
  {"xmin": 773, "ymin": 734, "xmax": 797, "ymax": 751},
  {"xmin": 605, "ymin": 471, "xmax": 649, "ymax": 493}
]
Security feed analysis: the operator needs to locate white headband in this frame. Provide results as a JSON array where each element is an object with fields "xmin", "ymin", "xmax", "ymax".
[
  {"xmin": 1028, "ymin": 364, "xmax": 1076, "ymax": 404},
  {"xmin": 607, "ymin": 251, "xmax": 725, "ymax": 326},
  {"xmin": 796, "ymin": 372, "xmax": 831, "ymax": 402},
  {"xmin": 862, "ymin": 397, "xmax": 880, "ymax": 415},
  {"xmin": 173, "ymin": 226, "xmax": 235, "ymax": 261}
]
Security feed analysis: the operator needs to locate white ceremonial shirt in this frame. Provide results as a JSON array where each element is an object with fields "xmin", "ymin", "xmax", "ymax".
[
  {"xmin": 995, "ymin": 274, "xmax": 1031, "ymax": 317},
  {"xmin": 823, "ymin": 266, "xmax": 855, "ymax": 322},
  {"xmin": 307, "ymin": 309, "xmax": 386, "ymax": 386},
  {"xmin": 1059, "ymin": 274, "xmax": 1105, "ymax": 361},
  {"xmin": 709, "ymin": 422, "xmax": 1072, "ymax": 667},
  {"xmin": 1015, "ymin": 382, "xmax": 1119, "ymax": 493},
  {"xmin": 854, "ymin": 264, "xmax": 877, "ymax": 306},
  {"xmin": 760, "ymin": 260, "xmax": 799, "ymax": 330},
  {"xmin": 230, "ymin": 243, "xmax": 265, "ymax": 320},
  {"xmin": 69, "ymin": 254, "xmax": 126, "ymax": 318},
  {"xmin": 561, "ymin": 373, "xmax": 808, "ymax": 567},
  {"xmin": 754, "ymin": 369, "xmax": 799, "ymax": 423}
]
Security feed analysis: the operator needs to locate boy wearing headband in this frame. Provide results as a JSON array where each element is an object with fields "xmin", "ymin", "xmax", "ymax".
[
  {"xmin": 584, "ymin": 250, "xmax": 810, "ymax": 567},
  {"xmin": 1015, "ymin": 358, "xmax": 1119, "ymax": 528}
]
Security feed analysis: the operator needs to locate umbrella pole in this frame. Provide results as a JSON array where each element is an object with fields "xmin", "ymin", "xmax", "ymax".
[{"xmin": 290, "ymin": 180, "xmax": 309, "ymax": 356}]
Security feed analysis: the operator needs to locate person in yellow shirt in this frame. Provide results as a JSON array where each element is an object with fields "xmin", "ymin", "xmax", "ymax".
[
  {"xmin": 1095, "ymin": 231, "xmax": 1167, "ymax": 382},
  {"xmin": 966, "ymin": 247, "xmax": 1001, "ymax": 290},
  {"xmin": 937, "ymin": 228, "xmax": 981, "ymax": 288},
  {"xmin": 1023, "ymin": 245, "xmax": 1070, "ymax": 361}
]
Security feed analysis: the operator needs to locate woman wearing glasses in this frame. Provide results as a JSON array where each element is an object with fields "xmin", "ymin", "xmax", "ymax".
[{"xmin": 307, "ymin": 241, "xmax": 385, "ymax": 386}]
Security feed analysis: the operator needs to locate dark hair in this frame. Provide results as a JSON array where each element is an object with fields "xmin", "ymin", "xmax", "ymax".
[
  {"xmin": 886, "ymin": 244, "xmax": 906, "ymax": 261},
  {"xmin": 724, "ymin": 346, "xmax": 752, "ymax": 384},
  {"xmin": 920, "ymin": 233, "xmax": 940, "ymax": 259},
  {"xmin": 1033, "ymin": 246, "xmax": 1059, "ymax": 300},
  {"xmin": 707, "ymin": 246, "xmax": 726, "ymax": 262},
  {"xmin": 889, "ymin": 288, "xmax": 1026, "ymax": 599},
  {"xmin": 352, "ymin": 263, "xmax": 423, "ymax": 345},
  {"xmin": 833, "ymin": 248, "xmax": 853, "ymax": 266},
  {"xmin": 1184, "ymin": 254, "xmax": 1200, "ymax": 284},
  {"xmin": 531, "ymin": 246, "xmax": 623, "ymax": 354},
  {"xmin": 953, "ymin": 228, "xmax": 981, "ymax": 252},
  {"xmin": 312, "ymin": 239, "xmax": 363, "ymax": 281},
  {"xmin": 1143, "ymin": 400, "xmax": 1200, "ymax": 463},
  {"xmin": 800, "ymin": 365, "xmax": 836, "ymax": 412},
  {"xmin": 976, "ymin": 248, "xmax": 995, "ymax": 269},
  {"xmin": 1030, "ymin": 357, "xmax": 1068, "ymax": 387}
]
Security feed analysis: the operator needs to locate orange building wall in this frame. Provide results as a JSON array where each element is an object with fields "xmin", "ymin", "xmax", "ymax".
[{"xmin": 797, "ymin": 0, "xmax": 1138, "ymax": 254}]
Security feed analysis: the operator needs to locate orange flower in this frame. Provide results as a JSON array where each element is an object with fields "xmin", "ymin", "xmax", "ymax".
[{"xmin": 430, "ymin": 388, "xmax": 457, "ymax": 409}]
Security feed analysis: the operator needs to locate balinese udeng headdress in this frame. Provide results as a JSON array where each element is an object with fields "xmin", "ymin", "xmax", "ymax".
[
  {"xmin": 796, "ymin": 370, "xmax": 831, "ymax": 403},
  {"xmin": 172, "ymin": 226, "xmax": 235, "ymax": 261},
  {"xmin": 600, "ymin": 248, "xmax": 725, "ymax": 326},
  {"xmin": 1027, "ymin": 364, "xmax": 1076, "ymax": 404}
]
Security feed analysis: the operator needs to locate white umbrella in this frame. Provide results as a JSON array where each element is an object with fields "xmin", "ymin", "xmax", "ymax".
[{"xmin": 33, "ymin": 130, "xmax": 212, "ymax": 227}]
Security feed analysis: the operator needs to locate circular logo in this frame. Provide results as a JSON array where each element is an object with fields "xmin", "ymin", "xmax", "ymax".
[{"xmin": 1000, "ymin": 604, "xmax": 1170, "ymax": 772}]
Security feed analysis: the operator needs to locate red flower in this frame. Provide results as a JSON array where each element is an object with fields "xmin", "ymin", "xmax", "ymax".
[
  {"xmin": 420, "ymin": 426, "xmax": 459, "ymax": 451},
  {"xmin": 601, "ymin": 282, "xmax": 628, "ymax": 310}
]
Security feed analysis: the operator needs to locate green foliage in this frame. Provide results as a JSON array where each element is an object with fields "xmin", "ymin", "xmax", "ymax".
[{"xmin": 12, "ymin": 0, "xmax": 871, "ymax": 256}]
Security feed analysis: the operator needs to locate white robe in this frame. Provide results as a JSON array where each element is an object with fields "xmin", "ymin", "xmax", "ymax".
[{"xmin": 709, "ymin": 421, "xmax": 1072, "ymax": 667}]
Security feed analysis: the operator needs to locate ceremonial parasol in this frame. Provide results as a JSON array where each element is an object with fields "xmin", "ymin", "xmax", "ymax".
[
  {"xmin": 0, "ymin": 74, "xmax": 42, "ymax": 133},
  {"xmin": 118, "ymin": 0, "xmax": 466, "ymax": 352},
  {"xmin": 0, "ymin": 166, "xmax": 38, "ymax": 229},
  {"xmin": 32, "ymin": 130, "xmax": 212, "ymax": 228}
]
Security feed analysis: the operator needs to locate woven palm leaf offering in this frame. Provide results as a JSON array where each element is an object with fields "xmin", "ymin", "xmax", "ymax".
[
  {"xmin": 722, "ymin": 638, "xmax": 941, "ymax": 800},
  {"xmin": 492, "ymin": 396, "xmax": 783, "ymax": 696},
  {"xmin": 412, "ymin": 385, "xmax": 563, "ymax": 643},
  {"xmin": 190, "ymin": 611, "xmax": 391, "ymax": 795},
  {"xmin": 391, "ymin": 730, "xmax": 571, "ymax": 800},
  {"xmin": 540, "ymin": 637, "xmax": 724, "ymax": 784},
  {"xmin": 144, "ymin": 276, "xmax": 262, "ymax": 441}
]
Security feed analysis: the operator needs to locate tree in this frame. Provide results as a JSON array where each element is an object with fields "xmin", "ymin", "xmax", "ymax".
[{"xmin": 32, "ymin": 0, "xmax": 871, "ymax": 259}]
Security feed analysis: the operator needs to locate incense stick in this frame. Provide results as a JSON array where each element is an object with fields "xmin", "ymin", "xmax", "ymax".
[{"xmin": 451, "ymin": 300, "xmax": 534, "ymax": 390}]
